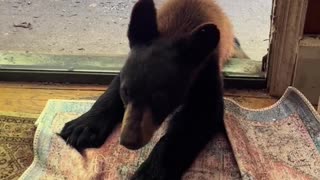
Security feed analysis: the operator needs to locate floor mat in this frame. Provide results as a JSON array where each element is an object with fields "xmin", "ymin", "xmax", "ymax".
[
  {"xmin": 225, "ymin": 87, "xmax": 320, "ymax": 179},
  {"xmin": 19, "ymin": 105, "xmax": 240, "ymax": 179},
  {"xmin": 20, "ymin": 87, "xmax": 320, "ymax": 180},
  {"xmin": 0, "ymin": 112, "xmax": 37, "ymax": 180}
]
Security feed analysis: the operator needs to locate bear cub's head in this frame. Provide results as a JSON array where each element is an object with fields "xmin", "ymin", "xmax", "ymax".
[{"xmin": 119, "ymin": 0, "xmax": 220, "ymax": 150}]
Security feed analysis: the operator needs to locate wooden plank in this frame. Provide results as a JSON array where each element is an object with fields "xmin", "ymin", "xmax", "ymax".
[
  {"xmin": 0, "ymin": 86, "xmax": 103, "ymax": 114},
  {"xmin": 267, "ymin": 0, "xmax": 308, "ymax": 97},
  {"xmin": 228, "ymin": 97, "xmax": 277, "ymax": 109},
  {"xmin": 225, "ymin": 89, "xmax": 271, "ymax": 98},
  {"xmin": 0, "ymin": 82, "xmax": 277, "ymax": 115}
]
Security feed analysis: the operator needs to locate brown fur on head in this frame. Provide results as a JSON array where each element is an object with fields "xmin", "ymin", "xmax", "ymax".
[{"xmin": 157, "ymin": 0, "xmax": 235, "ymax": 67}]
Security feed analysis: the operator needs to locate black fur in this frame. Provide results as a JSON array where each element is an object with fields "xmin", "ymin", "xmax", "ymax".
[
  {"xmin": 130, "ymin": 56, "xmax": 224, "ymax": 180},
  {"xmin": 58, "ymin": 76, "xmax": 124, "ymax": 153},
  {"xmin": 59, "ymin": 0, "xmax": 225, "ymax": 179},
  {"xmin": 120, "ymin": 23, "xmax": 221, "ymax": 125},
  {"xmin": 127, "ymin": 0, "xmax": 159, "ymax": 48}
]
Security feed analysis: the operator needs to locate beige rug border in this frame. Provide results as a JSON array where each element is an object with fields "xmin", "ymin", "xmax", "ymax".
[{"xmin": 224, "ymin": 86, "xmax": 320, "ymax": 123}]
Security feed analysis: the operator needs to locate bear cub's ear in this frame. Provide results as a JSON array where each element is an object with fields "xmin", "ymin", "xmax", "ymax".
[
  {"xmin": 175, "ymin": 23, "xmax": 220, "ymax": 65},
  {"xmin": 188, "ymin": 23, "xmax": 220, "ymax": 57},
  {"xmin": 127, "ymin": 0, "xmax": 159, "ymax": 48}
]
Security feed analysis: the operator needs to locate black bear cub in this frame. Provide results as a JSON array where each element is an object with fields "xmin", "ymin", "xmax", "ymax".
[{"xmin": 59, "ymin": 0, "xmax": 243, "ymax": 179}]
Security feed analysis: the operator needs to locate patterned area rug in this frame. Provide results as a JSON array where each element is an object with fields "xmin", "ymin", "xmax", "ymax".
[
  {"xmin": 225, "ymin": 88, "xmax": 320, "ymax": 179},
  {"xmin": 19, "ymin": 87, "xmax": 320, "ymax": 180},
  {"xmin": 0, "ymin": 112, "xmax": 37, "ymax": 180}
]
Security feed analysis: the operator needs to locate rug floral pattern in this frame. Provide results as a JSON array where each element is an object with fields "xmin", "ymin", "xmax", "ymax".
[
  {"xmin": 0, "ymin": 114, "xmax": 36, "ymax": 180},
  {"xmin": 224, "ymin": 87, "xmax": 320, "ymax": 180},
  {"xmin": 225, "ymin": 113, "xmax": 320, "ymax": 179},
  {"xmin": 20, "ymin": 112, "xmax": 241, "ymax": 180}
]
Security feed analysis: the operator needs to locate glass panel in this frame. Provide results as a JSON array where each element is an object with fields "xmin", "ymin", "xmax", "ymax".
[
  {"xmin": 0, "ymin": 0, "xmax": 271, "ymax": 80},
  {"xmin": 217, "ymin": 0, "xmax": 272, "ymax": 61}
]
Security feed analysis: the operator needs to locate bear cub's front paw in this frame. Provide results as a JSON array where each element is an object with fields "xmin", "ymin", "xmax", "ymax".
[{"xmin": 58, "ymin": 113, "xmax": 110, "ymax": 153}]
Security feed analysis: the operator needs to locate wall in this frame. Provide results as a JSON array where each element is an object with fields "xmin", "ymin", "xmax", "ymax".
[{"xmin": 293, "ymin": 37, "xmax": 320, "ymax": 105}]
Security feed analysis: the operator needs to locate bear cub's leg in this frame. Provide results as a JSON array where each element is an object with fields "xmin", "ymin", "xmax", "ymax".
[{"xmin": 59, "ymin": 75, "xmax": 124, "ymax": 153}]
